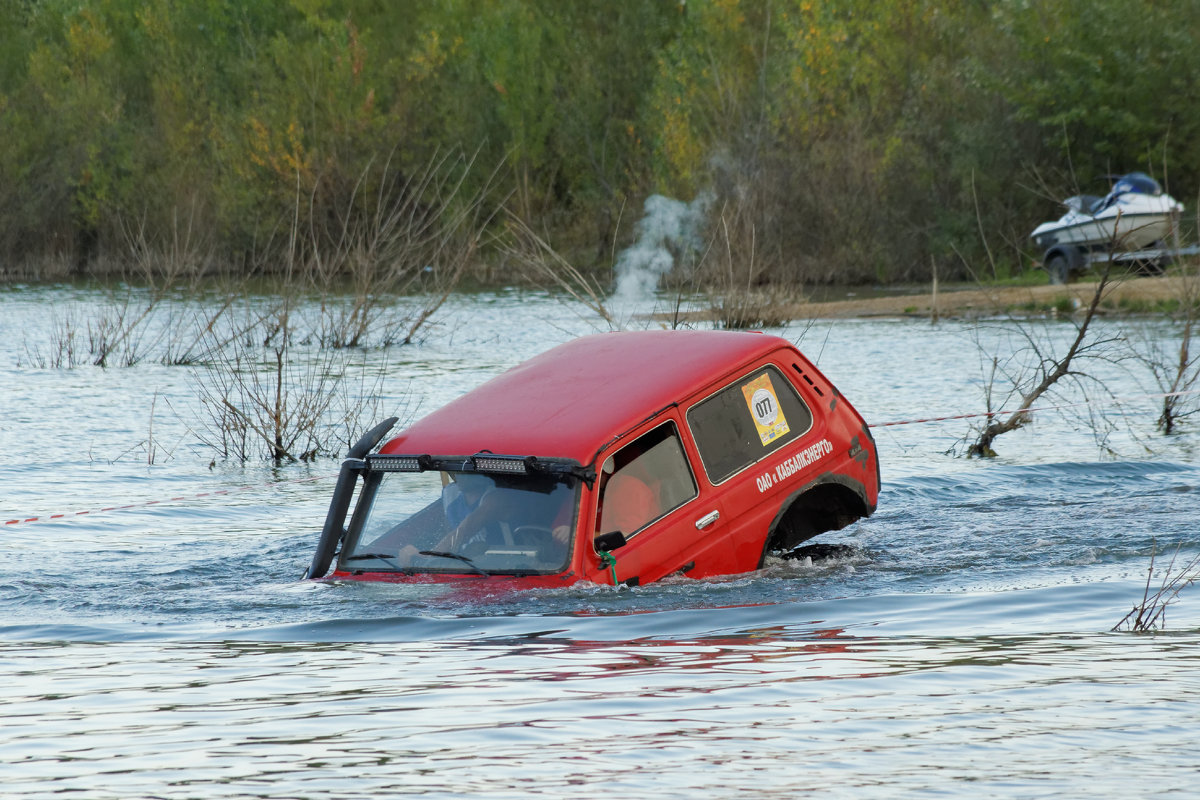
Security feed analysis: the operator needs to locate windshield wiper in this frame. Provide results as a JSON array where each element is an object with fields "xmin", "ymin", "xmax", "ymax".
[{"xmin": 418, "ymin": 550, "xmax": 491, "ymax": 576}]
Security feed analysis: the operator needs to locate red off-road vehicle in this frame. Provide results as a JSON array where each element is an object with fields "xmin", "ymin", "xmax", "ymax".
[{"xmin": 306, "ymin": 330, "xmax": 879, "ymax": 588}]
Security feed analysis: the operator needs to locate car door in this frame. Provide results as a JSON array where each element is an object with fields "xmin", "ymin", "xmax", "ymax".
[{"xmin": 587, "ymin": 417, "xmax": 734, "ymax": 585}]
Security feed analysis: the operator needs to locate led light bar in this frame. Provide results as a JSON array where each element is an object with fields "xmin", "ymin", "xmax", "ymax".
[
  {"xmin": 472, "ymin": 455, "xmax": 529, "ymax": 474},
  {"xmin": 360, "ymin": 452, "xmax": 592, "ymax": 485},
  {"xmin": 366, "ymin": 455, "xmax": 423, "ymax": 472}
]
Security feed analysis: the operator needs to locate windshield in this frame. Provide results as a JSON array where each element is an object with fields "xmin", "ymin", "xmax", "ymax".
[{"xmin": 339, "ymin": 470, "xmax": 578, "ymax": 575}]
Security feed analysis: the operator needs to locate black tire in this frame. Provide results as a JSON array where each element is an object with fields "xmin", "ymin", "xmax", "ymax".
[
  {"xmin": 1046, "ymin": 253, "xmax": 1070, "ymax": 285},
  {"xmin": 1136, "ymin": 259, "xmax": 1166, "ymax": 276}
]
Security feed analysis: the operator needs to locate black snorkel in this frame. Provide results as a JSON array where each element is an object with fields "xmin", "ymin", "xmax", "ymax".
[{"xmin": 304, "ymin": 417, "xmax": 398, "ymax": 580}]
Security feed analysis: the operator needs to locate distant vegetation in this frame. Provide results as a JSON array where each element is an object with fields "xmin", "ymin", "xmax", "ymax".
[{"xmin": 2, "ymin": 0, "xmax": 1198, "ymax": 287}]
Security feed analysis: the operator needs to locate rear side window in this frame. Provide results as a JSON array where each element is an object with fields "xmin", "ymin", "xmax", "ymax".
[{"xmin": 686, "ymin": 365, "xmax": 814, "ymax": 484}]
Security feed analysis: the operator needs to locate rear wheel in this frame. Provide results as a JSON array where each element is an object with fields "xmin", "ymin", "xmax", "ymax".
[{"xmin": 759, "ymin": 482, "xmax": 871, "ymax": 568}]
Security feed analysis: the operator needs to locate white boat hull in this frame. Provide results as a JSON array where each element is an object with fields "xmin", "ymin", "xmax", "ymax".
[
  {"xmin": 1032, "ymin": 207, "xmax": 1177, "ymax": 252},
  {"xmin": 1032, "ymin": 179, "xmax": 1183, "ymax": 254}
]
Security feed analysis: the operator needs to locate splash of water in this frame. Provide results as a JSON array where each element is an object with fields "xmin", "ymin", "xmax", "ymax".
[{"xmin": 612, "ymin": 192, "xmax": 711, "ymax": 304}]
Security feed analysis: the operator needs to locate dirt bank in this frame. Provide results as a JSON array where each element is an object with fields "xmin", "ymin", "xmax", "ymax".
[
  {"xmin": 705, "ymin": 275, "xmax": 1189, "ymax": 321},
  {"xmin": 787, "ymin": 275, "xmax": 1188, "ymax": 319}
]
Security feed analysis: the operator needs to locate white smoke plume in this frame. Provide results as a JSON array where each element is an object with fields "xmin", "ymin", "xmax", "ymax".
[{"xmin": 612, "ymin": 192, "xmax": 712, "ymax": 305}]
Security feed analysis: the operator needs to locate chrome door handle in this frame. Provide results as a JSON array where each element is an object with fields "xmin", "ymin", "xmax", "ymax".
[{"xmin": 695, "ymin": 510, "xmax": 720, "ymax": 529}]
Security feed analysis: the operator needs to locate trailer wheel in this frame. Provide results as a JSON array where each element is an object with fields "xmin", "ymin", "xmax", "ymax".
[
  {"xmin": 1045, "ymin": 252, "xmax": 1071, "ymax": 285},
  {"xmin": 1134, "ymin": 244, "xmax": 1170, "ymax": 276}
]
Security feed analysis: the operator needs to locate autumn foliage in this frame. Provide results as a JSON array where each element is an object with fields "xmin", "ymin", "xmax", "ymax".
[{"xmin": 1, "ymin": 0, "xmax": 1197, "ymax": 285}]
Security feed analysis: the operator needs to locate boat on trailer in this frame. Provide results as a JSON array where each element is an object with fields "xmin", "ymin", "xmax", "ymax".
[{"xmin": 1030, "ymin": 172, "xmax": 1184, "ymax": 283}]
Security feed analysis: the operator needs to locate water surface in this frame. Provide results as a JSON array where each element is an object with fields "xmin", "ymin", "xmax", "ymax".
[{"xmin": 2, "ymin": 287, "xmax": 1198, "ymax": 798}]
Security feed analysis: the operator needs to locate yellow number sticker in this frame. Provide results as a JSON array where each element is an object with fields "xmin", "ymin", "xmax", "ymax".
[{"xmin": 741, "ymin": 372, "xmax": 790, "ymax": 446}]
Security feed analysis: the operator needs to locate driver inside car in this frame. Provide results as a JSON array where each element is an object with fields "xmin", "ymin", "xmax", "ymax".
[{"xmin": 397, "ymin": 473, "xmax": 573, "ymax": 566}]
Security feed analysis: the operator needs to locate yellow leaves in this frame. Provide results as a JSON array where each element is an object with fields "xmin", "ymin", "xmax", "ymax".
[
  {"xmin": 711, "ymin": 0, "xmax": 745, "ymax": 30},
  {"xmin": 66, "ymin": 10, "xmax": 114, "ymax": 66},
  {"xmin": 28, "ymin": 44, "xmax": 71, "ymax": 95},
  {"xmin": 879, "ymin": 133, "xmax": 910, "ymax": 174},
  {"xmin": 659, "ymin": 103, "xmax": 703, "ymax": 187},
  {"xmin": 28, "ymin": 7, "xmax": 117, "ymax": 95},
  {"xmin": 134, "ymin": 4, "xmax": 170, "ymax": 44},
  {"xmin": 133, "ymin": 0, "xmax": 191, "ymax": 52},
  {"xmin": 773, "ymin": 0, "xmax": 867, "ymax": 135},
  {"xmin": 245, "ymin": 119, "xmax": 271, "ymax": 171},
  {"xmin": 28, "ymin": 8, "xmax": 120, "ymax": 116},
  {"xmin": 410, "ymin": 29, "xmax": 461, "ymax": 82},
  {"xmin": 245, "ymin": 117, "xmax": 312, "ymax": 182}
]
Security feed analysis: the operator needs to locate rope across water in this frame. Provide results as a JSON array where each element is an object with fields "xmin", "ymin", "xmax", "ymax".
[{"xmin": 6, "ymin": 388, "xmax": 1200, "ymax": 526}]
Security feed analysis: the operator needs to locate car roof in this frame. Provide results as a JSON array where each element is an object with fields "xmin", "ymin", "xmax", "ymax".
[{"xmin": 380, "ymin": 329, "xmax": 794, "ymax": 465}]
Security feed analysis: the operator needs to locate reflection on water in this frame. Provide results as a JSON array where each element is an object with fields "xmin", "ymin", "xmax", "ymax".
[
  {"xmin": 5, "ymin": 630, "xmax": 1200, "ymax": 798},
  {"xmin": 2, "ymin": 287, "xmax": 1199, "ymax": 797}
]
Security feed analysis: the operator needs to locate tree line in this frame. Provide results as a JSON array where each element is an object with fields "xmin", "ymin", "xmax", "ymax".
[{"xmin": 1, "ymin": 0, "xmax": 1198, "ymax": 286}]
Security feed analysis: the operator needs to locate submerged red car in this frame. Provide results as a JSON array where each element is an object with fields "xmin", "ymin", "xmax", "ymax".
[{"xmin": 306, "ymin": 330, "xmax": 879, "ymax": 588}]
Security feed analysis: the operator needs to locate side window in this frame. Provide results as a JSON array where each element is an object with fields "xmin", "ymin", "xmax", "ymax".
[
  {"xmin": 687, "ymin": 365, "xmax": 814, "ymax": 484},
  {"xmin": 596, "ymin": 422, "xmax": 697, "ymax": 538}
]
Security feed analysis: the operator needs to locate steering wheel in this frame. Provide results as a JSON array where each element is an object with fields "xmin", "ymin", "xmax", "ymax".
[{"xmin": 512, "ymin": 525, "xmax": 553, "ymax": 546}]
